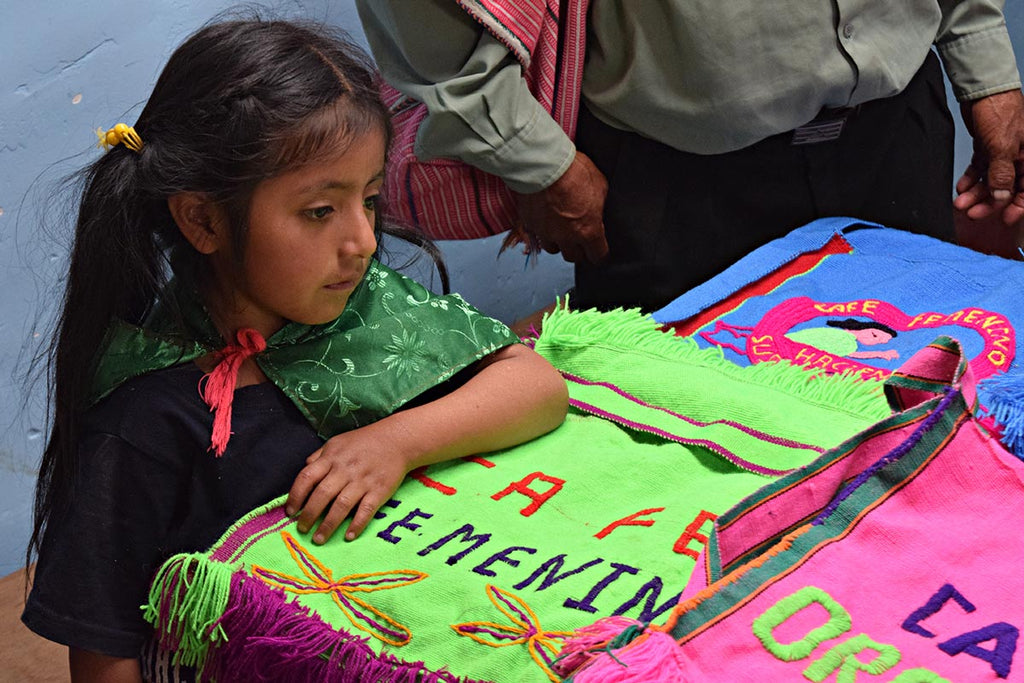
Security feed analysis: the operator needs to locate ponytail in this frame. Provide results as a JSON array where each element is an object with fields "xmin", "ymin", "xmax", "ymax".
[
  {"xmin": 28, "ymin": 143, "xmax": 188, "ymax": 568},
  {"xmin": 28, "ymin": 15, "xmax": 442, "ymax": 569}
]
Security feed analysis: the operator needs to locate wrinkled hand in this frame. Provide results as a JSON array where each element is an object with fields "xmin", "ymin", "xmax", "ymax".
[
  {"xmin": 285, "ymin": 426, "xmax": 410, "ymax": 544},
  {"xmin": 513, "ymin": 150, "xmax": 609, "ymax": 264},
  {"xmin": 954, "ymin": 89, "xmax": 1024, "ymax": 227}
]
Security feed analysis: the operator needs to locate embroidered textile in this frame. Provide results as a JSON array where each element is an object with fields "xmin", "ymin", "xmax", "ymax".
[
  {"xmin": 143, "ymin": 306, "xmax": 893, "ymax": 681},
  {"xmin": 653, "ymin": 217, "xmax": 1024, "ymax": 456},
  {"xmin": 91, "ymin": 259, "xmax": 517, "ymax": 438},
  {"xmin": 559, "ymin": 336, "xmax": 1024, "ymax": 682}
]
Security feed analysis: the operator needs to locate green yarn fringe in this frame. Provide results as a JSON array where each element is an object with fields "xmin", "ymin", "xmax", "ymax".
[
  {"xmin": 534, "ymin": 304, "xmax": 891, "ymax": 422},
  {"xmin": 142, "ymin": 552, "xmax": 233, "ymax": 668}
]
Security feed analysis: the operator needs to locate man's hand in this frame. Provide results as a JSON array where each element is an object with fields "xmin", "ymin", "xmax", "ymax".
[
  {"xmin": 513, "ymin": 150, "xmax": 609, "ymax": 264},
  {"xmin": 954, "ymin": 89, "xmax": 1024, "ymax": 227}
]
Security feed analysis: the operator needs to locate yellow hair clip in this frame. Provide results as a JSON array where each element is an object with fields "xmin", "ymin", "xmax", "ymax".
[{"xmin": 95, "ymin": 123, "xmax": 143, "ymax": 153}]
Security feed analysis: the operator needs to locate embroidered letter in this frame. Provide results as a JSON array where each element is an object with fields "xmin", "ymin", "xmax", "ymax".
[
  {"xmin": 613, "ymin": 576, "xmax": 682, "ymax": 623},
  {"xmin": 472, "ymin": 546, "xmax": 538, "ymax": 578},
  {"xmin": 595, "ymin": 508, "xmax": 664, "ymax": 540},
  {"xmin": 513, "ymin": 555, "xmax": 605, "ymax": 592},
  {"xmin": 563, "ymin": 562, "xmax": 639, "ymax": 614},
  {"xmin": 938, "ymin": 622, "xmax": 1018, "ymax": 679},
  {"xmin": 410, "ymin": 457, "xmax": 495, "ymax": 495},
  {"xmin": 376, "ymin": 508, "xmax": 433, "ymax": 544},
  {"xmin": 410, "ymin": 466, "xmax": 457, "ymax": 495},
  {"xmin": 418, "ymin": 524, "xmax": 491, "ymax": 565},
  {"xmin": 802, "ymin": 633, "xmax": 902, "ymax": 682},
  {"xmin": 902, "ymin": 584, "xmax": 976, "ymax": 638},
  {"xmin": 988, "ymin": 349, "xmax": 1008, "ymax": 367},
  {"xmin": 673, "ymin": 509, "xmax": 719, "ymax": 558},
  {"xmin": 372, "ymin": 498, "xmax": 401, "ymax": 520},
  {"xmin": 752, "ymin": 586, "xmax": 852, "ymax": 661},
  {"xmin": 889, "ymin": 669, "xmax": 953, "ymax": 682},
  {"xmin": 491, "ymin": 472, "xmax": 566, "ymax": 516}
]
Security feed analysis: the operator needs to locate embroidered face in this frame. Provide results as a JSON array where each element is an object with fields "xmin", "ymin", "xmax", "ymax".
[
  {"xmin": 206, "ymin": 125, "xmax": 385, "ymax": 338},
  {"xmin": 850, "ymin": 327, "xmax": 894, "ymax": 346}
]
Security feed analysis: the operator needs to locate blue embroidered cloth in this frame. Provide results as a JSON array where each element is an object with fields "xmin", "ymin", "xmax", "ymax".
[{"xmin": 653, "ymin": 218, "xmax": 1024, "ymax": 451}]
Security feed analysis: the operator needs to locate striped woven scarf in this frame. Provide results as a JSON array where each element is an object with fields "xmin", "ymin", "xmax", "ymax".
[{"xmin": 381, "ymin": 0, "xmax": 588, "ymax": 241}]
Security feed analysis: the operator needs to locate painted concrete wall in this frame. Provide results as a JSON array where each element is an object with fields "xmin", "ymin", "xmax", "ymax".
[
  {"xmin": 0, "ymin": 1, "xmax": 1020, "ymax": 576},
  {"xmin": 0, "ymin": 0, "xmax": 573, "ymax": 577}
]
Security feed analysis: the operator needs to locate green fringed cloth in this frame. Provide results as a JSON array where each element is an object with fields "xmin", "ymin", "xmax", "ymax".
[
  {"xmin": 144, "ymin": 307, "xmax": 894, "ymax": 682},
  {"xmin": 91, "ymin": 260, "xmax": 518, "ymax": 437}
]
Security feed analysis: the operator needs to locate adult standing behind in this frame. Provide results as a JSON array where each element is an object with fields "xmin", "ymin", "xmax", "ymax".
[{"xmin": 356, "ymin": 1, "xmax": 1024, "ymax": 312}]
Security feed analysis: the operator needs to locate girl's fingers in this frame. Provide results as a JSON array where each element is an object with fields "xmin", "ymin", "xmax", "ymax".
[
  {"xmin": 313, "ymin": 485, "xmax": 364, "ymax": 543},
  {"xmin": 284, "ymin": 458, "xmax": 330, "ymax": 519},
  {"xmin": 299, "ymin": 479, "xmax": 354, "ymax": 536},
  {"xmin": 343, "ymin": 495, "xmax": 385, "ymax": 541}
]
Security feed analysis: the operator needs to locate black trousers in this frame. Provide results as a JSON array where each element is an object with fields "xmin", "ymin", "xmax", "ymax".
[{"xmin": 573, "ymin": 51, "xmax": 955, "ymax": 313}]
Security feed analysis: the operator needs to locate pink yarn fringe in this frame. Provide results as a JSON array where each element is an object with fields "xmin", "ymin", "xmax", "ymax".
[
  {"xmin": 554, "ymin": 616, "xmax": 688, "ymax": 682},
  {"xmin": 192, "ymin": 572, "xmax": 481, "ymax": 683}
]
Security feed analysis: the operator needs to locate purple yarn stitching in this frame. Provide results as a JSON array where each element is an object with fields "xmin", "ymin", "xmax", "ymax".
[
  {"xmin": 562, "ymin": 371, "xmax": 825, "ymax": 452},
  {"xmin": 812, "ymin": 386, "xmax": 958, "ymax": 526},
  {"xmin": 569, "ymin": 397, "xmax": 791, "ymax": 477}
]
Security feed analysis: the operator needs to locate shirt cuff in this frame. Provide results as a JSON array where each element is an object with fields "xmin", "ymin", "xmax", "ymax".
[
  {"xmin": 937, "ymin": 24, "xmax": 1022, "ymax": 100},
  {"xmin": 487, "ymin": 107, "xmax": 577, "ymax": 193},
  {"xmin": 416, "ymin": 101, "xmax": 577, "ymax": 194}
]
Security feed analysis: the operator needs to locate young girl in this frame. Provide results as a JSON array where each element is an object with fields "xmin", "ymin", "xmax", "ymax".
[{"xmin": 22, "ymin": 17, "xmax": 567, "ymax": 682}]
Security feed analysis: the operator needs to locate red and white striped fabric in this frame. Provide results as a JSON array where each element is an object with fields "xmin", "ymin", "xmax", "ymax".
[{"xmin": 380, "ymin": 0, "xmax": 588, "ymax": 241}]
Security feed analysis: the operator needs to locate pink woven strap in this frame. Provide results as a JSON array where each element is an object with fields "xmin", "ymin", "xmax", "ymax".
[
  {"xmin": 884, "ymin": 334, "xmax": 977, "ymax": 411},
  {"xmin": 460, "ymin": 0, "xmax": 589, "ymax": 135},
  {"xmin": 198, "ymin": 328, "xmax": 267, "ymax": 456}
]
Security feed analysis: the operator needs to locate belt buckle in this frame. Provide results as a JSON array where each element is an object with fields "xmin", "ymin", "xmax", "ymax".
[{"xmin": 791, "ymin": 107, "xmax": 853, "ymax": 145}]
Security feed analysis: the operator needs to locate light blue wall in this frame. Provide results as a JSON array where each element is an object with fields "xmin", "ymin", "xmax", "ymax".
[
  {"xmin": 0, "ymin": 0, "xmax": 572, "ymax": 577},
  {"xmin": 0, "ymin": 2, "xmax": 1019, "ymax": 576}
]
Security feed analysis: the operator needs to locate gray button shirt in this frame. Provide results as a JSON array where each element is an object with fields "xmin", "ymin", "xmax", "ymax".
[{"xmin": 356, "ymin": 0, "xmax": 1021, "ymax": 192}]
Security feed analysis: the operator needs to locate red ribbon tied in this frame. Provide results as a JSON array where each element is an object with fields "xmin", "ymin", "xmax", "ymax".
[{"xmin": 198, "ymin": 327, "xmax": 267, "ymax": 456}]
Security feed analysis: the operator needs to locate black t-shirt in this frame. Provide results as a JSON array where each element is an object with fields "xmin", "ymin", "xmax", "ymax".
[{"xmin": 22, "ymin": 363, "xmax": 325, "ymax": 658}]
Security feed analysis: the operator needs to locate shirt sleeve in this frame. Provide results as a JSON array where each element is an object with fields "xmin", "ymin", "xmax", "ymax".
[
  {"xmin": 22, "ymin": 433, "xmax": 184, "ymax": 658},
  {"xmin": 355, "ymin": 0, "xmax": 576, "ymax": 193},
  {"xmin": 936, "ymin": 0, "xmax": 1021, "ymax": 100}
]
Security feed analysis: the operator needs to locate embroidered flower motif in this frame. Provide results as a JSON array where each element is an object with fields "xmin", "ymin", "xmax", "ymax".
[
  {"xmin": 382, "ymin": 329, "xmax": 427, "ymax": 377},
  {"xmin": 364, "ymin": 266, "xmax": 388, "ymax": 291},
  {"xmin": 430, "ymin": 298, "xmax": 449, "ymax": 310},
  {"xmin": 454, "ymin": 295, "xmax": 475, "ymax": 315},
  {"xmin": 452, "ymin": 585, "xmax": 572, "ymax": 682},
  {"xmin": 252, "ymin": 531, "xmax": 426, "ymax": 646}
]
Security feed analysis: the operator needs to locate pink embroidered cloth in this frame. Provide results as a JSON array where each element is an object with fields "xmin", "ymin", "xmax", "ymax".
[{"xmin": 559, "ymin": 336, "xmax": 1024, "ymax": 681}]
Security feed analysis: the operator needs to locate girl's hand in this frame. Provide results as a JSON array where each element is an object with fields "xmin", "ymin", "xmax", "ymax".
[
  {"xmin": 285, "ymin": 423, "xmax": 414, "ymax": 543},
  {"xmin": 285, "ymin": 344, "xmax": 568, "ymax": 545}
]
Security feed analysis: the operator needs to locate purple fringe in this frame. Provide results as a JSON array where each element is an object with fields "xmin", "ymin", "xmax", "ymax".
[{"xmin": 190, "ymin": 571, "xmax": 488, "ymax": 683}]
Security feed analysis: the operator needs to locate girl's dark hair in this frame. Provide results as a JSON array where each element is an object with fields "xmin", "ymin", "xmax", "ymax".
[
  {"xmin": 28, "ymin": 16, "xmax": 445, "ymax": 568},
  {"xmin": 825, "ymin": 318, "xmax": 898, "ymax": 337}
]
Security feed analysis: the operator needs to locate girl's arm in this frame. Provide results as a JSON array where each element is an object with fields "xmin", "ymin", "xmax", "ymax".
[
  {"xmin": 69, "ymin": 648, "xmax": 142, "ymax": 683},
  {"xmin": 285, "ymin": 343, "xmax": 568, "ymax": 543}
]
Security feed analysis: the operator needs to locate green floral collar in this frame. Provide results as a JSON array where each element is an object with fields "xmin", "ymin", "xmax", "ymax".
[{"xmin": 91, "ymin": 260, "xmax": 518, "ymax": 438}]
